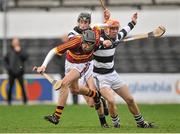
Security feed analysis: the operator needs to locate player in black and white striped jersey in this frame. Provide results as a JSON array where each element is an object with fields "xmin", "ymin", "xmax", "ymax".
[
  {"xmin": 93, "ymin": 18, "xmax": 136, "ymax": 74},
  {"xmin": 93, "ymin": 13, "xmax": 155, "ymax": 128}
]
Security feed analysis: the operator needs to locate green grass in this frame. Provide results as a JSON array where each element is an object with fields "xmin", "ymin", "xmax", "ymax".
[{"xmin": 0, "ymin": 104, "xmax": 180, "ymax": 133}]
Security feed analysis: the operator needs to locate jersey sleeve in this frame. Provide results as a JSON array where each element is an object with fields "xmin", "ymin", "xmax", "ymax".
[
  {"xmin": 55, "ymin": 36, "xmax": 82, "ymax": 55},
  {"xmin": 118, "ymin": 21, "xmax": 136, "ymax": 40},
  {"xmin": 68, "ymin": 30, "xmax": 77, "ymax": 39}
]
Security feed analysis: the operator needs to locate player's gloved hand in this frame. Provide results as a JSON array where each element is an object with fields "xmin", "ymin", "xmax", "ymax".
[
  {"xmin": 103, "ymin": 40, "xmax": 112, "ymax": 48},
  {"xmin": 33, "ymin": 66, "xmax": 46, "ymax": 73},
  {"xmin": 104, "ymin": 9, "xmax": 110, "ymax": 22},
  {"xmin": 131, "ymin": 12, "xmax": 138, "ymax": 24},
  {"xmin": 37, "ymin": 66, "xmax": 46, "ymax": 73}
]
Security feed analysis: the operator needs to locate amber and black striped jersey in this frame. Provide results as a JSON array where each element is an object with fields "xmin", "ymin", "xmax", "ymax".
[{"xmin": 55, "ymin": 26, "xmax": 101, "ymax": 63}]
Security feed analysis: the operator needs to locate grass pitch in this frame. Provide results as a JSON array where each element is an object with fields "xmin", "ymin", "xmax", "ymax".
[{"xmin": 0, "ymin": 104, "xmax": 180, "ymax": 133}]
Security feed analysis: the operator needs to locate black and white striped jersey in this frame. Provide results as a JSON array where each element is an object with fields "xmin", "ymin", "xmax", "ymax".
[
  {"xmin": 68, "ymin": 26, "xmax": 92, "ymax": 39},
  {"xmin": 93, "ymin": 21, "xmax": 136, "ymax": 74}
]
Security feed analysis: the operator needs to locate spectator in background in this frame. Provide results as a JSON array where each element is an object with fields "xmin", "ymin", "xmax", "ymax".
[
  {"xmin": 3, "ymin": 38, "xmax": 28, "ymax": 105},
  {"xmin": 0, "ymin": 0, "xmax": 4, "ymax": 11}
]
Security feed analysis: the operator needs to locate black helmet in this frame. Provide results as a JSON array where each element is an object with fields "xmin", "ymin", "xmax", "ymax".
[
  {"xmin": 82, "ymin": 30, "xmax": 96, "ymax": 52},
  {"xmin": 77, "ymin": 12, "xmax": 91, "ymax": 24},
  {"xmin": 82, "ymin": 30, "xmax": 96, "ymax": 44}
]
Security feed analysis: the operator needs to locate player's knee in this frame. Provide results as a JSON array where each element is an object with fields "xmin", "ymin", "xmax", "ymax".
[
  {"xmin": 87, "ymin": 103, "xmax": 94, "ymax": 107},
  {"xmin": 61, "ymin": 80, "xmax": 69, "ymax": 87},
  {"xmin": 126, "ymin": 97, "xmax": 135, "ymax": 105},
  {"xmin": 107, "ymin": 97, "xmax": 115, "ymax": 105},
  {"xmin": 71, "ymin": 89, "xmax": 80, "ymax": 95},
  {"xmin": 86, "ymin": 101, "xmax": 94, "ymax": 107}
]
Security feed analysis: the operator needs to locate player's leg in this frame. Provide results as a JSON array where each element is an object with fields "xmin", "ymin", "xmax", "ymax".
[
  {"xmin": 44, "ymin": 69, "xmax": 79, "ymax": 125},
  {"xmin": 77, "ymin": 83, "xmax": 100, "ymax": 100},
  {"xmin": 44, "ymin": 61, "xmax": 101, "ymax": 125},
  {"xmin": 100, "ymin": 87, "xmax": 120, "ymax": 128},
  {"xmin": 79, "ymin": 67, "xmax": 95, "ymax": 107},
  {"xmin": 86, "ymin": 76, "xmax": 109, "ymax": 128},
  {"xmin": 68, "ymin": 71, "xmax": 108, "ymax": 128},
  {"xmin": 44, "ymin": 87, "xmax": 69, "ymax": 125},
  {"xmin": 49, "ymin": 68, "xmax": 100, "ymax": 125},
  {"xmin": 100, "ymin": 97, "xmax": 109, "ymax": 116},
  {"xmin": 84, "ymin": 61, "xmax": 109, "ymax": 116},
  {"xmin": 87, "ymin": 76, "xmax": 109, "ymax": 116},
  {"xmin": 94, "ymin": 72, "xmax": 120, "ymax": 128},
  {"xmin": 83, "ymin": 95, "xmax": 94, "ymax": 107},
  {"xmin": 82, "ymin": 95, "xmax": 108, "ymax": 128},
  {"xmin": 114, "ymin": 85, "xmax": 155, "ymax": 128},
  {"xmin": 65, "ymin": 61, "xmax": 100, "ymax": 99}
]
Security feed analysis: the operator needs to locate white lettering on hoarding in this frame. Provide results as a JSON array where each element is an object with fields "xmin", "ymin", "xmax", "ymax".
[{"xmin": 129, "ymin": 82, "xmax": 171, "ymax": 94}]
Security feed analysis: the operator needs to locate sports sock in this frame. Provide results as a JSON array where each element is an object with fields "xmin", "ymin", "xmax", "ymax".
[
  {"xmin": 134, "ymin": 114, "xmax": 145, "ymax": 126},
  {"xmin": 86, "ymin": 89, "xmax": 101, "ymax": 108},
  {"xmin": 111, "ymin": 115, "xmax": 120, "ymax": 125},
  {"xmin": 99, "ymin": 114, "xmax": 107, "ymax": 125},
  {"xmin": 54, "ymin": 106, "xmax": 64, "ymax": 119},
  {"xmin": 86, "ymin": 89, "xmax": 97, "ymax": 98}
]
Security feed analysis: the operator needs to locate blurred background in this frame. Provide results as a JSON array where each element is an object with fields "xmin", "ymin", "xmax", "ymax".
[{"xmin": 0, "ymin": 0, "xmax": 180, "ymax": 105}]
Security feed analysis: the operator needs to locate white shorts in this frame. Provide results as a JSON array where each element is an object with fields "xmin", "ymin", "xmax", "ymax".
[
  {"xmin": 65, "ymin": 60, "xmax": 93, "ymax": 85},
  {"xmin": 93, "ymin": 70, "xmax": 127, "ymax": 90},
  {"xmin": 79, "ymin": 61, "xmax": 93, "ymax": 86}
]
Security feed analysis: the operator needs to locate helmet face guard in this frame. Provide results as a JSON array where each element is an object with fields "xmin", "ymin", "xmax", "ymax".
[
  {"xmin": 82, "ymin": 30, "xmax": 96, "ymax": 52},
  {"xmin": 105, "ymin": 19, "xmax": 120, "ymax": 35},
  {"xmin": 77, "ymin": 12, "xmax": 91, "ymax": 24}
]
